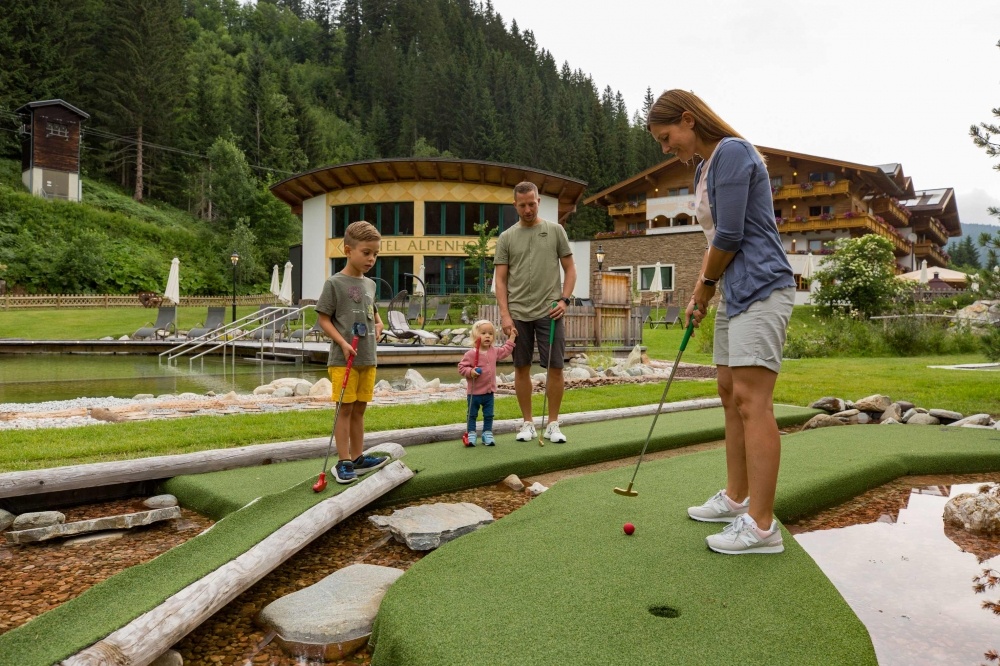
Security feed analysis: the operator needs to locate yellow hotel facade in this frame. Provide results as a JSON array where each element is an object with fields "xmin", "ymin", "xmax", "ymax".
[{"xmin": 270, "ymin": 158, "xmax": 586, "ymax": 301}]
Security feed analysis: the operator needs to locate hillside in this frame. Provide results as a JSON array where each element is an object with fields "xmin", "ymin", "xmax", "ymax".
[
  {"xmin": 950, "ymin": 222, "xmax": 1000, "ymax": 265},
  {"xmin": 0, "ymin": 159, "xmax": 281, "ymax": 295}
]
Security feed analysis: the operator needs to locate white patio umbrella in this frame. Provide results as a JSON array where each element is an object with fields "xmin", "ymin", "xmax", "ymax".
[
  {"xmin": 163, "ymin": 257, "xmax": 180, "ymax": 306},
  {"xmin": 278, "ymin": 261, "xmax": 293, "ymax": 305},
  {"xmin": 491, "ymin": 266, "xmax": 497, "ymax": 294},
  {"xmin": 413, "ymin": 264, "xmax": 425, "ymax": 296},
  {"xmin": 919, "ymin": 259, "xmax": 928, "ymax": 284},
  {"xmin": 269, "ymin": 264, "xmax": 281, "ymax": 299},
  {"xmin": 649, "ymin": 261, "xmax": 663, "ymax": 293}
]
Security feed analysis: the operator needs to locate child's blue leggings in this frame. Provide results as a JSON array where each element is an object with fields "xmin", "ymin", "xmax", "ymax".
[{"xmin": 467, "ymin": 392, "xmax": 495, "ymax": 433}]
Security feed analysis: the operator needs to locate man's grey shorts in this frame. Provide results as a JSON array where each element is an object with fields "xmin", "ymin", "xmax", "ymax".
[
  {"xmin": 513, "ymin": 317, "xmax": 565, "ymax": 369},
  {"xmin": 714, "ymin": 286, "xmax": 794, "ymax": 374}
]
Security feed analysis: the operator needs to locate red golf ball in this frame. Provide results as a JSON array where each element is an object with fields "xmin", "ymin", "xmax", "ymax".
[{"xmin": 623, "ymin": 522, "xmax": 635, "ymax": 535}]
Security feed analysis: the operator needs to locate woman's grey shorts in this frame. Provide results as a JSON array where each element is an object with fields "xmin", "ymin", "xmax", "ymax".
[{"xmin": 714, "ymin": 287, "xmax": 794, "ymax": 374}]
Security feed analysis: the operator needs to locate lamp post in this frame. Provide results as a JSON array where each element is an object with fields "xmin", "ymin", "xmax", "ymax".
[
  {"xmin": 402, "ymin": 272, "xmax": 426, "ymax": 326},
  {"xmin": 595, "ymin": 244, "xmax": 605, "ymax": 272},
  {"xmin": 230, "ymin": 252, "xmax": 240, "ymax": 323}
]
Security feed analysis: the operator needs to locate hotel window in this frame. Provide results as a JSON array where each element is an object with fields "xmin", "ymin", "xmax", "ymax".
[
  {"xmin": 808, "ymin": 239, "xmax": 825, "ymax": 252},
  {"xmin": 425, "ymin": 202, "xmax": 518, "ymax": 235},
  {"xmin": 809, "ymin": 205, "xmax": 834, "ymax": 217},
  {"xmin": 770, "ymin": 177, "xmax": 783, "ymax": 189},
  {"xmin": 808, "ymin": 171, "xmax": 836, "ymax": 182},
  {"xmin": 638, "ymin": 264, "xmax": 675, "ymax": 291},
  {"xmin": 331, "ymin": 202, "xmax": 414, "ymax": 237},
  {"xmin": 774, "ymin": 208, "xmax": 782, "ymax": 219}
]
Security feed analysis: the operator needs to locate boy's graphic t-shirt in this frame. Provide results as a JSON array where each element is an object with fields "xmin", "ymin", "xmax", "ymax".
[{"xmin": 315, "ymin": 273, "xmax": 377, "ymax": 367}]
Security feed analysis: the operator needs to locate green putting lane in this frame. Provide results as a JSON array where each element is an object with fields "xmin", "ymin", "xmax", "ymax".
[{"xmin": 369, "ymin": 425, "xmax": 1000, "ymax": 665}]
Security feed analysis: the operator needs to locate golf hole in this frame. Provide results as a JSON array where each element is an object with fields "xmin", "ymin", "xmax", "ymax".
[{"xmin": 648, "ymin": 605, "xmax": 681, "ymax": 619}]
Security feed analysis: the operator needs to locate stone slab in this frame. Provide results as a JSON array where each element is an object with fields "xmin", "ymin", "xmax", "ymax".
[
  {"xmin": 369, "ymin": 502, "xmax": 494, "ymax": 550},
  {"xmin": 5, "ymin": 506, "xmax": 181, "ymax": 544}
]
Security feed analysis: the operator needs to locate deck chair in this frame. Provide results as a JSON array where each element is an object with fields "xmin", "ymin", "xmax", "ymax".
[
  {"xmin": 649, "ymin": 305, "xmax": 681, "ymax": 329},
  {"xmin": 407, "ymin": 298, "xmax": 422, "ymax": 322},
  {"xmin": 386, "ymin": 290, "xmax": 439, "ymax": 345},
  {"xmin": 187, "ymin": 306, "xmax": 226, "ymax": 339},
  {"xmin": 288, "ymin": 321, "xmax": 327, "ymax": 342},
  {"xmin": 428, "ymin": 299, "xmax": 452, "ymax": 324},
  {"xmin": 133, "ymin": 306, "xmax": 176, "ymax": 340},
  {"xmin": 633, "ymin": 305, "xmax": 652, "ymax": 327},
  {"xmin": 249, "ymin": 307, "xmax": 282, "ymax": 341}
]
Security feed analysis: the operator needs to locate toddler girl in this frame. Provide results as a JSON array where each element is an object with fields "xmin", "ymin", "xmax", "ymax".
[{"xmin": 458, "ymin": 320, "xmax": 516, "ymax": 446}]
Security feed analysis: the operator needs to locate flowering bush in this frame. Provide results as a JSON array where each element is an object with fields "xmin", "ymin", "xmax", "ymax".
[
  {"xmin": 843, "ymin": 211, "xmax": 856, "ymax": 218},
  {"xmin": 793, "ymin": 215, "xmax": 806, "ymax": 222},
  {"xmin": 774, "ymin": 216, "xmax": 786, "ymax": 224},
  {"xmin": 819, "ymin": 213, "xmax": 835, "ymax": 221},
  {"xmin": 812, "ymin": 235, "xmax": 911, "ymax": 318},
  {"xmin": 801, "ymin": 182, "xmax": 814, "ymax": 191},
  {"xmin": 825, "ymin": 180, "xmax": 837, "ymax": 187}
]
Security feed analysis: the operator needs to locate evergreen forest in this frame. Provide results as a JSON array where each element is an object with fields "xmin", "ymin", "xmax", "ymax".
[{"xmin": 0, "ymin": 0, "xmax": 665, "ymax": 295}]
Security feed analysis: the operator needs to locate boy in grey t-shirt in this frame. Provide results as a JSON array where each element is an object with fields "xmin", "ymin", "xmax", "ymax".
[{"xmin": 316, "ymin": 221, "xmax": 387, "ymax": 484}]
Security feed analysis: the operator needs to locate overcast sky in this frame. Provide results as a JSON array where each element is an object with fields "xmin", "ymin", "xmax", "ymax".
[{"xmin": 488, "ymin": 0, "xmax": 1000, "ymax": 226}]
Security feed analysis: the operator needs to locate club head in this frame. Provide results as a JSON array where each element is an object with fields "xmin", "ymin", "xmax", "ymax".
[
  {"xmin": 462, "ymin": 432, "xmax": 470, "ymax": 446},
  {"xmin": 614, "ymin": 484, "xmax": 638, "ymax": 497},
  {"xmin": 312, "ymin": 473, "xmax": 327, "ymax": 493},
  {"xmin": 537, "ymin": 436, "xmax": 544, "ymax": 447}
]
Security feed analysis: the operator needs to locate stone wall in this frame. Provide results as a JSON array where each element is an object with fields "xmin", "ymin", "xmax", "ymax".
[{"xmin": 589, "ymin": 228, "xmax": 709, "ymax": 304}]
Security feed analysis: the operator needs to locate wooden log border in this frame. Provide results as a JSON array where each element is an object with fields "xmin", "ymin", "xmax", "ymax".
[
  {"xmin": 61, "ymin": 460, "xmax": 414, "ymax": 666},
  {"xmin": 0, "ymin": 399, "xmax": 722, "ymax": 500}
]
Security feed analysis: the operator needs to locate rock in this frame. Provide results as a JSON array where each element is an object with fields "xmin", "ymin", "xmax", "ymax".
[
  {"xmin": 809, "ymin": 397, "xmax": 846, "ymax": 413},
  {"xmin": 310, "ymin": 378, "xmax": 333, "ymax": 398},
  {"xmin": 133, "ymin": 393, "xmax": 155, "ymax": 400},
  {"xmin": 64, "ymin": 531, "xmax": 126, "ymax": 547},
  {"xmin": 425, "ymin": 378, "xmax": 441, "ymax": 391},
  {"xmin": 803, "ymin": 414, "xmax": 846, "ymax": 430},
  {"xmin": 880, "ymin": 418, "xmax": 901, "ymax": 425},
  {"xmin": 949, "ymin": 413, "xmax": 993, "ymax": 428},
  {"xmin": 906, "ymin": 413, "xmax": 940, "ymax": 426},
  {"xmin": 272, "ymin": 387, "xmax": 295, "ymax": 398},
  {"xmin": 253, "ymin": 386, "xmax": 276, "ymax": 395},
  {"xmin": 901, "ymin": 408, "xmax": 918, "ymax": 423},
  {"xmin": 12, "ymin": 511, "xmax": 65, "ymax": 530},
  {"xmin": 532, "ymin": 372, "xmax": 547, "ymax": 383},
  {"xmin": 943, "ymin": 490, "xmax": 1000, "ymax": 534},
  {"xmin": 293, "ymin": 381, "xmax": 313, "ymax": 397},
  {"xmin": 150, "ymin": 650, "xmax": 184, "ymax": 666},
  {"xmin": 526, "ymin": 482, "xmax": 548, "ymax": 496},
  {"xmin": 854, "ymin": 394, "xmax": 891, "ymax": 412},
  {"xmin": 625, "ymin": 366, "xmax": 644, "ymax": 377},
  {"xmin": 118, "ymin": 335, "xmax": 130, "ymax": 341},
  {"xmin": 157, "ymin": 394, "xmax": 175, "ymax": 399},
  {"xmin": 6, "ymin": 507, "xmax": 180, "ymax": 545},
  {"xmin": 373, "ymin": 380, "xmax": 392, "ymax": 393},
  {"xmin": 89, "ymin": 407, "xmax": 124, "ymax": 423},
  {"xmin": 624, "ymin": 344, "xmax": 643, "ymax": 368},
  {"xmin": 503, "ymin": 474, "xmax": 525, "ymax": 492},
  {"xmin": 895, "ymin": 400, "xmax": 915, "ymax": 412},
  {"xmin": 928, "ymin": 408, "xmax": 963, "ymax": 423},
  {"xmin": 205, "ymin": 390, "xmax": 216, "ymax": 397},
  {"xmin": 368, "ymin": 503, "xmax": 494, "ymax": 550},
  {"xmin": 366, "ymin": 442, "xmax": 405, "ymax": 459},
  {"xmin": 143, "ymin": 494, "xmax": 178, "ymax": 509},
  {"xmin": 272, "ymin": 378, "xmax": 303, "ymax": 388},
  {"xmin": 566, "ymin": 367, "xmax": 591, "ymax": 381},
  {"xmin": 259, "ymin": 564, "xmax": 403, "ymax": 661},
  {"xmin": 177, "ymin": 392, "xmax": 200, "ymax": 400},
  {"xmin": 850, "ymin": 412, "xmax": 871, "ymax": 425},
  {"xmin": 0, "ymin": 509, "xmax": 15, "ymax": 531},
  {"xmin": 832, "ymin": 409, "xmax": 859, "ymax": 418},
  {"xmin": 880, "ymin": 403, "xmax": 903, "ymax": 423},
  {"xmin": 403, "ymin": 369, "xmax": 427, "ymax": 389},
  {"xmin": 222, "ymin": 391, "xmax": 238, "ymax": 400}
]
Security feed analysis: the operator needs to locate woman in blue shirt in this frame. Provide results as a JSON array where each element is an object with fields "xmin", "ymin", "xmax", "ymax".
[{"xmin": 647, "ymin": 89, "xmax": 796, "ymax": 555}]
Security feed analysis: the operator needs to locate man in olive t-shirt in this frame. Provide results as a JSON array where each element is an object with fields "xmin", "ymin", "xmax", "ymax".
[{"xmin": 494, "ymin": 181, "xmax": 576, "ymax": 444}]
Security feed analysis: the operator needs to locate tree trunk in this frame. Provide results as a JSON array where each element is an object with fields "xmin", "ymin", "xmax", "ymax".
[{"xmin": 133, "ymin": 125, "xmax": 144, "ymax": 202}]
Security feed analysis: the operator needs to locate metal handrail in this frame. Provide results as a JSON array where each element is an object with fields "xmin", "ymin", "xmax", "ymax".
[{"xmin": 188, "ymin": 305, "xmax": 314, "ymax": 365}]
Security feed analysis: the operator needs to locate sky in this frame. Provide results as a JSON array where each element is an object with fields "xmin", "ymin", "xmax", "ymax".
[{"xmin": 488, "ymin": 0, "xmax": 1000, "ymax": 226}]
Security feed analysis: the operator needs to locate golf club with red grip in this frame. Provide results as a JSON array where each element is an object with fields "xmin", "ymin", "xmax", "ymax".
[
  {"xmin": 613, "ymin": 305, "xmax": 697, "ymax": 497},
  {"xmin": 462, "ymin": 338, "xmax": 482, "ymax": 447},
  {"xmin": 538, "ymin": 302, "xmax": 558, "ymax": 446},
  {"xmin": 313, "ymin": 323, "xmax": 365, "ymax": 492}
]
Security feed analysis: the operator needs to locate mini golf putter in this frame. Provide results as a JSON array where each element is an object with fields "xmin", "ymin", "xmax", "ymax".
[
  {"xmin": 538, "ymin": 302, "xmax": 558, "ymax": 447},
  {"xmin": 614, "ymin": 305, "xmax": 697, "ymax": 498},
  {"xmin": 313, "ymin": 322, "xmax": 368, "ymax": 492}
]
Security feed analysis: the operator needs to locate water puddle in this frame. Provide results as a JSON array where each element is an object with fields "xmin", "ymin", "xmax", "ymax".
[{"xmin": 790, "ymin": 475, "xmax": 1000, "ymax": 666}]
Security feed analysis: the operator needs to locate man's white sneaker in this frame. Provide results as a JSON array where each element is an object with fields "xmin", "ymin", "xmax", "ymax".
[
  {"xmin": 515, "ymin": 421, "xmax": 537, "ymax": 441},
  {"xmin": 544, "ymin": 421, "xmax": 567, "ymax": 443},
  {"xmin": 705, "ymin": 515, "xmax": 784, "ymax": 555},
  {"xmin": 687, "ymin": 489, "xmax": 749, "ymax": 523}
]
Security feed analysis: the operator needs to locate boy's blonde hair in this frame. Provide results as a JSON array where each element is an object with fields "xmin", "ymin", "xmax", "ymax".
[
  {"xmin": 344, "ymin": 220, "xmax": 381, "ymax": 247},
  {"xmin": 471, "ymin": 319, "xmax": 496, "ymax": 342}
]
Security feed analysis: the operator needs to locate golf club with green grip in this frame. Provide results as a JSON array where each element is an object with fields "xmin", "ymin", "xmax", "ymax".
[{"xmin": 614, "ymin": 305, "xmax": 697, "ymax": 497}]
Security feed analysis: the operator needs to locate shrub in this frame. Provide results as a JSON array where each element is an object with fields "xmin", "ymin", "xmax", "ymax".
[{"xmin": 982, "ymin": 326, "xmax": 1000, "ymax": 362}]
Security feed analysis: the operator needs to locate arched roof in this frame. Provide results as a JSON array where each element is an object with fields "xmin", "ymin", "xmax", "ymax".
[{"xmin": 270, "ymin": 157, "xmax": 587, "ymax": 221}]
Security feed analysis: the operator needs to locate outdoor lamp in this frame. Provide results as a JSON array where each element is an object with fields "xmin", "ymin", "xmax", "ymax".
[
  {"xmin": 230, "ymin": 252, "xmax": 240, "ymax": 323},
  {"xmin": 595, "ymin": 244, "xmax": 605, "ymax": 272}
]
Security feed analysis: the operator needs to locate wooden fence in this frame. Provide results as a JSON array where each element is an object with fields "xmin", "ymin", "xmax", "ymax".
[{"xmin": 1, "ymin": 293, "xmax": 278, "ymax": 310}]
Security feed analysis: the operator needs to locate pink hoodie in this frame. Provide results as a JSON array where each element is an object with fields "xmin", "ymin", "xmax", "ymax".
[{"xmin": 458, "ymin": 338, "xmax": 516, "ymax": 395}]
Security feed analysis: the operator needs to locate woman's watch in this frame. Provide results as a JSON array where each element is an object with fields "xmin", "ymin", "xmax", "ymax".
[{"xmin": 701, "ymin": 275, "xmax": 719, "ymax": 287}]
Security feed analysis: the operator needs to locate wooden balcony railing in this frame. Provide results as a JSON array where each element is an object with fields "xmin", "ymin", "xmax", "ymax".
[
  {"xmin": 913, "ymin": 241, "xmax": 949, "ymax": 267},
  {"xmin": 871, "ymin": 197, "xmax": 911, "ymax": 227},
  {"xmin": 772, "ymin": 180, "xmax": 850, "ymax": 200},
  {"xmin": 606, "ymin": 201, "xmax": 646, "ymax": 217},
  {"xmin": 776, "ymin": 213, "xmax": 913, "ymax": 255},
  {"xmin": 913, "ymin": 218, "xmax": 949, "ymax": 246}
]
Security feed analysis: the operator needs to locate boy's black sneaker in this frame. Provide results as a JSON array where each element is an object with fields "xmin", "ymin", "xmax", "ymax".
[
  {"xmin": 334, "ymin": 460, "xmax": 357, "ymax": 484},
  {"xmin": 353, "ymin": 453, "xmax": 390, "ymax": 475}
]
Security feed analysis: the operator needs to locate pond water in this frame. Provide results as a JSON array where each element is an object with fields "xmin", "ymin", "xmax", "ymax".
[
  {"xmin": 0, "ymin": 354, "xmax": 458, "ymax": 404},
  {"xmin": 791, "ymin": 476, "xmax": 1000, "ymax": 666}
]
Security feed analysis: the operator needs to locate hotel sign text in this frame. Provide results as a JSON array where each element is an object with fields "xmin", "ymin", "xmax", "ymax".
[{"xmin": 328, "ymin": 236, "xmax": 497, "ymax": 257}]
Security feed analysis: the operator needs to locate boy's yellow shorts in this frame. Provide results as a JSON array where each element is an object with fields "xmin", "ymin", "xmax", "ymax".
[{"xmin": 328, "ymin": 365, "xmax": 376, "ymax": 403}]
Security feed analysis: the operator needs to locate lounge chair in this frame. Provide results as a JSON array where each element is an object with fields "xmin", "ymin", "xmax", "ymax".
[
  {"xmin": 428, "ymin": 299, "xmax": 452, "ymax": 324},
  {"xmin": 407, "ymin": 298, "xmax": 422, "ymax": 322},
  {"xmin": 649, "ymin": 305, "xmax": 681, "ymax": 329},
  {"xmin": 187, "ymin": 306, "xmax": 226, "ymax": 339},
  {"xmin": 633, "ymin": 305, "xmax": 652, "ymax": 327},
  {"xmin": 133, "ymin": 306, "xmax": 177, "ymax": 340},
  {"xmin": 288, "ymin": 320, "xmax": 327, "ymax": 342},
  {"xmin": 386, "ymin": 290, "xmax": 439, "ymax": 345},
  {"xmin": 249, "ymin": 307, "xmax": 282, "ymax": 341}
]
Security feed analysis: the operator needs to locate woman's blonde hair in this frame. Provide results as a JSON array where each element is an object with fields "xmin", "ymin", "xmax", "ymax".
[
  {"xmin": 471, "ymin": 319, "xmax": 496, "ymax": 342},
  {"xmin": 646, "ymin": 89, "xmax": 764, "ymax": 161}
]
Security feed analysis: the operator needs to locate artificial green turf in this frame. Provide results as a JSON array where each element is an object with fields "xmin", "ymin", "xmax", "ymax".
[
  {"xmin": 163, "ymin": 405, "xmax": 817, "ymax": 520},
  {"xmin": 369, "ymin": 425, "xmax": 1000, "ymax": 665}
]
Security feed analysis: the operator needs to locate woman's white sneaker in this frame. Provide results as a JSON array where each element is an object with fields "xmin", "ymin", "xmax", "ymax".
[
  {"xmin": 515, "ymin": 421, "xmax": 537, "ymax": 441},
  {"xmin": 705, "ymin": 516, "xmax": 784, "ymax": 555},
  {"xmin": 687, "ymin": 489, "xmax": 749, "ymax": 523},
  {"xmin": 544, "ymin": 421, "xmax": 567, "ymax": 443}
]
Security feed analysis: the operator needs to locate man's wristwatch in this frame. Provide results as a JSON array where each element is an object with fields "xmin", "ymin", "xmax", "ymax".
[
  {"xmin": 701, "ymin": 275, "xmax": 719, "ymax": 287},
  {"xmin": 560, "ymin": 297, "xmax": 572, "ymax": 305}
]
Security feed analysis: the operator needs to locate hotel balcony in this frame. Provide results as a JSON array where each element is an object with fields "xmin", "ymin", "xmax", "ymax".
[
  {"xmin": 776, "ymin": 212, "xmax": 913, "ymax": 255},
  {"xmin": 913, "ymin": 241, "xmax": 949, "ymax": 267},
  {"xmin": 871, "ymin": 197, "xmax": 912, "ymax": 227},
  {"xmin": 912, "ymin": 217, "xmax": 950, "ymax": 246},
  {"xmin": 772, "ymin": 180, "xmax": 850, "ymax": 200},
  {"xmin": 606, "ymin": 200, "xmax": 646, "ymax": 217}
]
